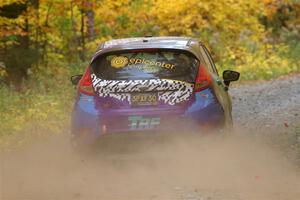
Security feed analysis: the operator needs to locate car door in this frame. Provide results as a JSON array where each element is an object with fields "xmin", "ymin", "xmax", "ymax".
[{"xmin": 199, "ymin": 44, "xmax": 233, "ymax": 126}]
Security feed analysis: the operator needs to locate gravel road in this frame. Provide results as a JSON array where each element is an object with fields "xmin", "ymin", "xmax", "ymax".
[
  {"xmin": 230, "ymin": 74, "xmax": 300, "ymax": 159},
  {"xmin": 1, "ymin": 74, "xmax": 300, "ymax": 200},
  {"xmin": 230, "ymin": 73, "xmax": 300, "ymax": 133}
]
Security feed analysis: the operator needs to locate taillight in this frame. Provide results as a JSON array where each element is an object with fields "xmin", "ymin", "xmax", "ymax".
[
  {"xmin": 194, "ymin": 64, "xmax": 212, "ymax": 93},
  {"xmin": 78, "ymin": 67, "xmax": 95, "ymax": 96}
]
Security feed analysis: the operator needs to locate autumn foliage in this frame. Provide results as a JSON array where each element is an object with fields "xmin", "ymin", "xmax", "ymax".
[{"xmin": 1, "ymin": 0, "xmax": 300, "ymax": 84}]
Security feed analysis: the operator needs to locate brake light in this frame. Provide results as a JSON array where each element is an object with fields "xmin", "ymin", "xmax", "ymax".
[
  {"xmin": 194, "ymin": 64, "xmax": 212, "ymax": 93},
  {"xmin": 129, "ymin": 48, "xmax": 159, "ymax": 52},
  {"xmin": 78, "ymin": 67, "xmax": 95, "ymax": 96}
]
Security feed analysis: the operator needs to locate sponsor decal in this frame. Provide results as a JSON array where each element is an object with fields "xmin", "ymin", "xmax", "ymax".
[
  {"xmin": 109, "ymin": 56, "xmax": 175, "ymax": 70},
  {"xmin": 128, "ymin": 58, "xmax": 175, "ymax": 69},
  {"xmin": 128, "ymin": 116, "xmax": 160, "ymax": 130},
  {"xmin": 111, "ymin": 56, "xmax": 129, "ymax": 68}
]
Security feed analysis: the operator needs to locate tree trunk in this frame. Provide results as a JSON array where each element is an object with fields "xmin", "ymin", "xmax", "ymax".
[
  {"xmin": 85, "ymin": 1, "xmax": 94, "ymax": 41},
  {"xmin": 70, "ymin": 0, "xmax": 79, "ymax": 63},
  {"xmin": 80, "ymin": 0, "xmax": 85, "ymax": 61},
  {"xmin": 32, "ymin": 0, "xmax": 40, "ymax": 67}
]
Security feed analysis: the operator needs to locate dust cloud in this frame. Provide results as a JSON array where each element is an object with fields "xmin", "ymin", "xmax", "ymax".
[{"xmin": 1, "ymin": 130, "xmax": 300, "ymax": 200}]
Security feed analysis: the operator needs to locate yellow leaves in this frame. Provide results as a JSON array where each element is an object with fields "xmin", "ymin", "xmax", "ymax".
[
  {"xmin": 263, "ymin": 0, "xmax": 300, "ymax": 23},
  {"xmin": 86, "ymin": 38, "xmax": 108, "ymax": 52},
  {"xmin": 231, "ymin": 43, "xmax": 297, "ymax": 80},
  {"xmin": 147, "ymin": 0, "xmax": 268, "ymax": 73},
  {"xmin": 149, "ymin": 0, "xmax": 265, "ymax": 40},
  {"xmin": 0, "ymin": 0, "xmax": 25, "ymax": 7},
  {"xmin": 93, "ymin": 0, "xmax": 153, "ymax": 38},
  {"xmin": 264, "ymin": 0, "xmax": 279, "ymax": 19},
  {"xmin": 0, "ymin": 1, "xmax": 29, "ymax": 39},
  {"xmin": 113, "ymin": 0, "xmax": 131, "ymax": 7},
  {"xmin": 150, "ymin": 0, "xmax": 203, "ymax": 35}
]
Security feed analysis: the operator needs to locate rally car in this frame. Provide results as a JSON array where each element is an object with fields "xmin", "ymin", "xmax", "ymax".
[{"xmin": 70, "ymin": 37, "xmax": 239, "ymax": 146}]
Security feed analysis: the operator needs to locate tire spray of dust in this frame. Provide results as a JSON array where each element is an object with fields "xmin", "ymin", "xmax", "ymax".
[{"xmin": 1, "ymin": 129, "xmax": 300, "ymax": 200}]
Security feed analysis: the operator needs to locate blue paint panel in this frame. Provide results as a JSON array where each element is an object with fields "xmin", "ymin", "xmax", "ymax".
[
  {"xmin": 184, "ymin": 89, "xmax": 224, "ymax": 124},
  {"xmin": 77, "ymin": 94, "xmax": 98, "ymax": 115},
  {"xmin": 71, "ymin": 94, "xmax": 100, "ymax": 138},
  {"xmin": 185, "ymin": 89, "xmax": 215, "ymax": 113}
]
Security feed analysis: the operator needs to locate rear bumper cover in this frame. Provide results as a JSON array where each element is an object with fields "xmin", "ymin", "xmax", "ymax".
[{"xmin": 71, "ymin": 88, "xmax": 225, "ymax": 143}]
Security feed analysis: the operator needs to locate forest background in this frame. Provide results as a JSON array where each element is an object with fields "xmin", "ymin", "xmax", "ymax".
[{"xmin": 0, "ymin": 0, "xmax": 299, "ymax": 149}]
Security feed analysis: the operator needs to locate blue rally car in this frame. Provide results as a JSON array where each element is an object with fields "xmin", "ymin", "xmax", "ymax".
[{"xmin": 70, "ymin": 37, "xmax": 239, "ymax": 146}]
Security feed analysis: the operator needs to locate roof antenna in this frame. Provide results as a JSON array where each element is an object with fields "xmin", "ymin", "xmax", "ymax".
[{"xmin": 143, "ymin": 35, "xmax": 152, "ymax": 42}]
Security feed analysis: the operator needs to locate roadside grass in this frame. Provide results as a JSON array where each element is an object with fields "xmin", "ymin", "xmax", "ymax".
[
  {"xmin": 0, "ymin": 62, "xmax": 84, "ymax": 150},
  {"xmin": 0, "ymin": 86, "xmax": 73, "ymax": 150}
]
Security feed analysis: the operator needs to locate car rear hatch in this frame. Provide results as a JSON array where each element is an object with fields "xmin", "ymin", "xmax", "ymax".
[{"xmin": 89, "ymin": 49, "xmax": 200, "ymax": 132}]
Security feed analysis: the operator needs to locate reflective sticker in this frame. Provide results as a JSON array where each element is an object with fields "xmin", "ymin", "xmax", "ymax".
[{"xmin": 128, "ymin": 116, "xmax": 161, "ymax": 130}]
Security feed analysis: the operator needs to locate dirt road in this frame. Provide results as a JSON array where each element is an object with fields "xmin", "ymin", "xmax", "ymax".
[
  {"xmin": 231, "ymin": 74, "xmax": 300, "ymax": 159},
  {"xmin": 1, "ymin": 75, "xmax": 300, "ymax": 200},
  {"xmin": 231, "ymin": 73, "xmax": 300, "ymax": 133}
]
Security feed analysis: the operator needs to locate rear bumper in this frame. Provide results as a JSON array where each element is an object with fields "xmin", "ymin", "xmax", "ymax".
[{"xmin": 71, "ymin": 89, "xmax": 226, "ymax": 144}]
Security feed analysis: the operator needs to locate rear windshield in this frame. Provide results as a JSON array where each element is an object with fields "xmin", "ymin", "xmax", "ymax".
[{"xmin": 91, "ymin": 50, "xmax": 199, "ymax": 83}]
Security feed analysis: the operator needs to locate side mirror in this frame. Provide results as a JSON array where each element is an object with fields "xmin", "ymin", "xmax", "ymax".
[
  {"xmin": 223, "ymin": 70, "xmax": 240, "ymax": 88},
  {"xmin": 70, "ymin": 74, "xmax": 83, "ymax": 85}
]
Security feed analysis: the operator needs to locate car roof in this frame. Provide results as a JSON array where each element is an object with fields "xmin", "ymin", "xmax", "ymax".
[{"xmin": 91, "ymin": 36, "xmax": 201, "ymax": 62}]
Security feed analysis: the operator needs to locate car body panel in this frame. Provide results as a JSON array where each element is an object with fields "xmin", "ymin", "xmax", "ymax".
[
  {"xmin": 72, "ymin": 90, "xmax": 225, "ymax": 143},
  {"xmin": 71, "ymin": 37, "xmax": 232, "ymax": 144}
]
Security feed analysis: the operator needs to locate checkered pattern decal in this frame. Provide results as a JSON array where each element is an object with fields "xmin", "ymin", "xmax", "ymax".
[{"xmin": 91, "ymin": 74, "xmax": 193, "ymax": 105}]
